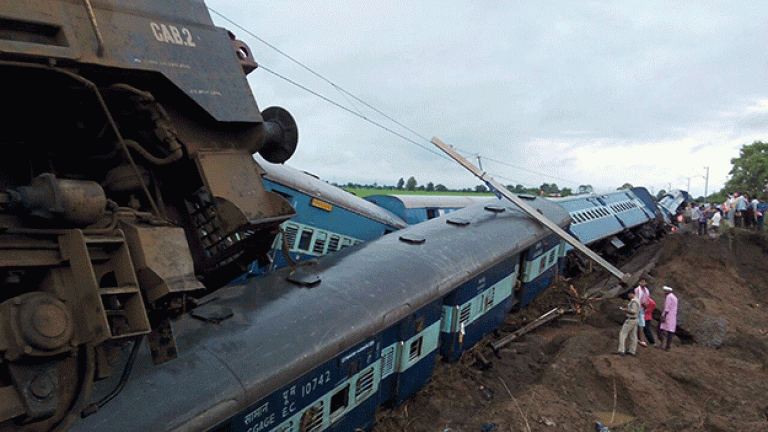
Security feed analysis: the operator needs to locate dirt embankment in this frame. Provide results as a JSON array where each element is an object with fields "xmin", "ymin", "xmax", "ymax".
[{"xmin": 374, "ymin": 230, "xmax": 768, "ymax": 432}]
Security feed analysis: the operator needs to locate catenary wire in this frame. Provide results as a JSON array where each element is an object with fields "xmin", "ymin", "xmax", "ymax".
[{"xmin": 209, "ymin": 7, "xmax": 582, "ymax": 189}]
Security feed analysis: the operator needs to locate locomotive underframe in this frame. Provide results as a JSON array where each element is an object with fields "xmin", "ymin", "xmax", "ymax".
[{"xmin": 0, "ymin": 35, "xmax": 297, "ymax": 431}]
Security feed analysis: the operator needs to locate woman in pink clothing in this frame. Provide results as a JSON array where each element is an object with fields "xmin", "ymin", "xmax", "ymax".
[{"xmin": 658, "ymin": 286, "xmax": 678, "ymax": 351}]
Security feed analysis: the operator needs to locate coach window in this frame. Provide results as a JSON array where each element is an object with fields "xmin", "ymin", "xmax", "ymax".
[
  {"xmin": 409, "ymin": 336, "xmax": 423, "ymax": 362},
  {"xmin": 328, "ymin": 235, "xmax": 340, "ymax": 251},
  {"xmin": 298, "ymin": 229, "xmax": 313, "ymax": 251},
  {"xmin": 313, "ymin": 231, "xmax": 328, "ymax": 254},
  {"xmin": 329, "ymin": 385, "xmax": 349, "ymax": 420}
]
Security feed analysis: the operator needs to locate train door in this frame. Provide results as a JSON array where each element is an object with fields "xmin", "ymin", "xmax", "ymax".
[
  {"xmin": 518, "ymin": 236, "xmax": 561, "ymax": 308},
  {"xmin": 378, "ymin": 301, "xmax": 442, "ymax": 407},
  {"xmin": 439, "ymin": 255, "xmax": 519, "ymax": 362}
]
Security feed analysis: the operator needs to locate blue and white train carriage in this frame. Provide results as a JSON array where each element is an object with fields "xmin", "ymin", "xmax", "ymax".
[
  {"xmin": 72, "ymin": 195, "xmax": 570, "ymax": 432},
  {"xmin": 553, "ymin": 187, "xmax": 664, "ymax": 261},
  {"xmin": 242, "ymin": 161, "xmax": 407, "ymax": 277},
  {"xmin": 364, "ymin": 194, "xmax": 490, "ymax": 224}
]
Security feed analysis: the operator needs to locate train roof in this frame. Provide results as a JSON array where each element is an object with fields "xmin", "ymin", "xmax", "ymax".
[
  {"xmin": 259, "ymin": 161, "xmax": 407, "ymax": 229},
  {"xmin": 365, "ymin": 194, "xmax": 492, "ymax": 209},
  {"xmin": 74, "ymin": 197, "xmax": 570, "ymax": 431}
]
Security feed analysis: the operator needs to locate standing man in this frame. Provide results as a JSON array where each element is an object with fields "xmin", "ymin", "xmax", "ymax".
[
  {"xmin": 728, "ymin": 194, "xmax": 737, "ymax": 227},
  {"xmin": 615, "ymin": 291, "xmax": 641, "ymax": 356},
  {"xmin": 735, "ymin": 193, "xmax": 747, "ymax": 228},
  {"xmin": 757, "ymin": 200, "xmax": 767, "ymax": 231},
  {"xmin": 658, "ymin": 286, "xmax": 679, "ymax": 351},
  {"xmin": 697, "ymin": 205, "xmax": 707, "ymax": 236},
  {"xmin": 689, "ymin": 203, "xmax": 700, "ymax": 234},
  {"xmin": 634, "ymin": 279, "xmax": 651, "ymax": 346},
  {"xmin": 710, "ymin": 209, "xmax": 722, "ymax": 234}
]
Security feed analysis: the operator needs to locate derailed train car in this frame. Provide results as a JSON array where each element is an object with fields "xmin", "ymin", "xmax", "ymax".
[
  {"xmin": 0, "ymin": 0, "xmax": 303, "ymax": 429},
  {"xmin": 364, "ymin": 194, "xmax": 489, "ymax": 225},
  {"xmin": 239, "ymin": 162, "xmax": 407, "ymax": 278},
  {"xmin": 70, "ymin": 197, "xmax": 570, "ymax": 432},
  {"xmin": 554, "ymin": 187, "xmax": 664, "ymax": 255}
]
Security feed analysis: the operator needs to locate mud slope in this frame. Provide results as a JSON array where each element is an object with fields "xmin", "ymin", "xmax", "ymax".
[{"xmin": 374, "ymin": 230, "xmax": 768, "ymax": 432}]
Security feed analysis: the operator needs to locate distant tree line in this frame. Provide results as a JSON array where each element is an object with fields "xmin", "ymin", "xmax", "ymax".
[
  {"xmin": 333, "ymin": 140, "xmax": 768, "ymax": 205},
  {"xmin": 335, "ymin": 176, "xmax": 627, "ymax": 198}
]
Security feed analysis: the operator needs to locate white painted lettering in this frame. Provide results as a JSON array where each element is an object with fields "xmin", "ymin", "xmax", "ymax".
[
  {"xmin": 169, "ymin": 25, "xmax": 184, "ymax": 45},
  {"xmin": 150, "ymin": 22, "xmax": 197, "ymax": 47},
  {"xmin": 243, "ymin": 402, "xmax": 269, "ymax": 425},
  {"xmin": 253, "ymin": 414, "xmax": 275, "ymax": 432},
  {"xmin": 182, "ymin": 28, "xmax": 196, "ymax": 47},
  {"xmin": 160, "ymin": 24, "xmax": 173, "ymax": 43},
  {"xmin": 282, "ymin": 402, "xmax": 296, "ymax": 418},
  {"xmin": 149, "ymin": 22, "xmax": 164, "ymax": 41}
]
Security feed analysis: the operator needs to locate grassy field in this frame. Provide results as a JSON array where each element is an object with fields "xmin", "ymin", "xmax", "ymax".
[{"xmin": 342, "ymin": 188, "xmax": 497, "ymax": 198}]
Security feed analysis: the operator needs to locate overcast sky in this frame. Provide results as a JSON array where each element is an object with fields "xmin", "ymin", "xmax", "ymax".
[{"xmin": 208, "ymin": 0, "xmax": 768, "ymax": 198}]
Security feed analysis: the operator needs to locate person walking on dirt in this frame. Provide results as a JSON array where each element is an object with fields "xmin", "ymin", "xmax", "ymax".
[
  {"xmin": 634, "ymin": 279, "xmax": 651, "ymax": 346},
  {"xmin": 658, "ymin": 286, "xmax": 678, "ymax": 351},
  {"xmin": 615, "ymin": 291, "xmax": 641, "ymax": 356}
]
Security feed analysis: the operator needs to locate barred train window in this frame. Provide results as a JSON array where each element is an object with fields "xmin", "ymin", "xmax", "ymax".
[
  {"xmin": 459, "ymin": 304, "xmax": 471, "ymax": 325},
  {"xmin": 355, "ymin": 367, "xmax": 375, "ymax": 401},
  {"xmin": 313, "ymin": 232, "xmax": 327, "ymax": 254},
  {"xmin": 409, "ymin": 337, "xmax": 423, "ymax": 362},
  {"xmin": 328, "ymin": 235, "xmax": 340, "ymax": 251},
  {"xmin": 300, "ymin": 402, "xmax": 323, "ymax": 432}
]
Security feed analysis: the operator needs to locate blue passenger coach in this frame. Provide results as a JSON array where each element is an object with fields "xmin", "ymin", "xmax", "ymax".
[
  {"xmin": 72, "ymin": 196, "xmax": 570, "ymax": 432},
  {"xmin": 365, "ymin": 194, "xmax": 490, "ymax": 224},
  {"xmin": 554, "ymin": 188, "xmax": 661, "ymax": 250},
  {"xmin": 243, "ymin": 162, "xmax": 407, "ymax": 277}
]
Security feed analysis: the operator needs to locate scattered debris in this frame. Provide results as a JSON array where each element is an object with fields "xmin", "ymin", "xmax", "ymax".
[
  {"xmin": 479, "ymin": 422, "xmax": 497, "ymax": 432},
  {"xmin": 595, "ymin": 421, "xmax": 612, "ymax": 432},
  {"xmin": 373, "ymin": 231, "xmax": 768, "ymax": 432}
]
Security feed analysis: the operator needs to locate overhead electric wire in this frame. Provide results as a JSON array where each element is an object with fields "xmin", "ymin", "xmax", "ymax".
[
  {"xmin": 209, "ymin": 7, "xmax": 430, "ymax": 144},
  {"xmin": 208, "ymin": 6, "xmax": 581, "ymax": 190},
  {"xmin": 256, "ymin": 65, "xmax": 449, "ymax": 161}
]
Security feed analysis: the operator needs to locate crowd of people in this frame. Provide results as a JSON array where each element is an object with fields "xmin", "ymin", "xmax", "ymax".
[
  {"xmin": 614, "ymin": 278, "xmax": 678, "ymax": 356},
  {"xmin": 679, "ymin": 193, "xmax": 766, "ymax": 235}
]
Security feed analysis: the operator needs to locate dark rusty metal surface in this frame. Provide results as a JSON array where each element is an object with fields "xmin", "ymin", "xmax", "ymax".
[
  {"xmin": 0, "ymin": 0, "xmax": 301, "ymax": 426},
  {"xmin": 0, "ymin": 0, "xmax": 261, "ymax": 123},
  {"xmin": 7, "ymin": 361, "xmax": 59, "ymax": 419}
]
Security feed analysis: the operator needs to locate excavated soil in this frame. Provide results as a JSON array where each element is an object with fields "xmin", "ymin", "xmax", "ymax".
[{"xmin": 373, "ymin": 229, "xmax": 768, "ymax": 432}]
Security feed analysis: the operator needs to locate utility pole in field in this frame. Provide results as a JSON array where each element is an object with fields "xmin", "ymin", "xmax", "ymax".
[{"xmin": 704, "ymin": 166, "xmax": 709, "ymax": 201}]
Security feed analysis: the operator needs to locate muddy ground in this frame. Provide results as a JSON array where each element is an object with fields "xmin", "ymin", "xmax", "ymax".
[{"xmin": 373, "ymin": 228, "xmax": 768, "ymax": 432}]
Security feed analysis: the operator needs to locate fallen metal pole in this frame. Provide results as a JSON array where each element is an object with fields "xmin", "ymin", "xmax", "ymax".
[
  {"xmin": 431, "ymin": 137, "xmax": 629, "ymax": 283},
  {"xmin": 491, "ymin": 307, "xmax": 566, "ymax": 352}
]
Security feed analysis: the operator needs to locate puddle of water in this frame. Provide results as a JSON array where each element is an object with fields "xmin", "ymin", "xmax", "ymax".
[{"xmin": 593, "ymin": 411, "xmax": 636, "ymax": 427}]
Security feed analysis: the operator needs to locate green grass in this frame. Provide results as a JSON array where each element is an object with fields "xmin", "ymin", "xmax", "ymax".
[{"xmin": 342, "ymin": 188, "xmax": 496, "ymax": 198}]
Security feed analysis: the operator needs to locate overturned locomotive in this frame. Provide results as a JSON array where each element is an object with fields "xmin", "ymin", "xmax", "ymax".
[{"xmin": 0, "ymin": 1, "xmax": 299, "ymax": 429}]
